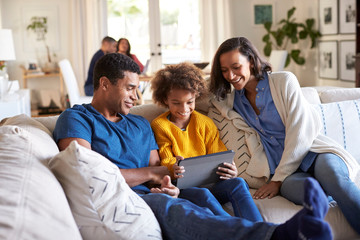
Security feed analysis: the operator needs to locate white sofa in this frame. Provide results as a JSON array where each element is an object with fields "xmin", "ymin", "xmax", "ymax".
[{"xmin": 0, "ymin": 86, "xmax": 360, "ymax": 240}]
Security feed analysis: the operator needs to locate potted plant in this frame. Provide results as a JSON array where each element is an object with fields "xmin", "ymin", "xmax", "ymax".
[
  {"xmin": 262, "ymin": 7, "xmax": 321, "ymax": 67},
  {"xmin": 26, "ymin": 16, "xmax": 56, "ymax": 72}
]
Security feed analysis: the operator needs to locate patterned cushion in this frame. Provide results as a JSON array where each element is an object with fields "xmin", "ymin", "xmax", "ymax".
[
  {"xmin": 208, "ymin": 107, "xmax": 266, "ymax": 189},
  {"xmin": 312, "ymin": 99, "xmax": 360, "ymax": 163},
  {"xmin": 49, "ymin": 141, "xmax": 162, "ymax": 240}
]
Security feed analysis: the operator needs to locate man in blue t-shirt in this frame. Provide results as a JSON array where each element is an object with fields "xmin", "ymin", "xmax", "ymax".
[
  {"xmin": 54, "ymin": 53, "xmax": 332, "ymax": 240},
  {"xmin": 84, "ymin": 36, "xmax": 117, "ymax": 96}
]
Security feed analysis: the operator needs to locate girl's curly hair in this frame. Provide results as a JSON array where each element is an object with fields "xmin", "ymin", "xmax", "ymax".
[{"xmin": 151, "ymin": 62, "xmax": 208, "ymax": 107}]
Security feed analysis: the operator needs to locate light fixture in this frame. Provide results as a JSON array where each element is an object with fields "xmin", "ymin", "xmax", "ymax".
[{"xmin": 0, "ymin": 29, "xmax": 16, "ymax": 99}]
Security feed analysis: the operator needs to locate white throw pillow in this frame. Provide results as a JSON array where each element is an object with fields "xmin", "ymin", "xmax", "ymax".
[
  {"xmin": 312, "ymin": 99, "xmax": 360, "ymax": 163},
  {"xmin": 208, "ymin": 107, "xmax": 266, "ymax": 189},
  {"xmin": 49, "ymin": 141, "xmax": 162, "ymax": 240},
  {"xmin": 0, "ymin": 115, "xmax": 81, "ymax": 239}
]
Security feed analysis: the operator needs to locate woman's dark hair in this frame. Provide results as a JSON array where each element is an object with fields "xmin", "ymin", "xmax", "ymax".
[
  {"xmin": 117, "ymin": 38, "xmax": 132, "ymax": 58},
  {"xmin": 93, "ymin": 53, "xmax": 140, "ymax": 90},
  {"xmin": 209, "ymin": 37, "xmax": 272, "ymax": 100},
  {"xmin": 151, "ymin": 62, "xmax": 207, "ymax": 108}
]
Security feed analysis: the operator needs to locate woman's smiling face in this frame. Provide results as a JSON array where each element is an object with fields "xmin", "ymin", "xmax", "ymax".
[{"xmin": 219, "ymin": 49, "xmax": 253, "ymax": 90}]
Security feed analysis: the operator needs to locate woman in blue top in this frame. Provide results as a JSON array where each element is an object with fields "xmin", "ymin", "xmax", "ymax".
[{"xmin": 209, "ymin": 37, "xmax": 360, "ymax": 234}]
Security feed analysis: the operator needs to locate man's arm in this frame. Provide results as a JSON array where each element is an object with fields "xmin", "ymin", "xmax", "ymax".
[
  {"xmin": 57, "ymin": 137, "xmax": 91, "ymax": 151},
  {"xmin": 58, "ymin": 136, "xmax": 168, "ymax": 187},
  {"xmin": 120, "ymin": 149, "xmax": 169, "ymax": 187},
  {"xmin": 58, "ymin": 137, "xmax": 178, "ymax": 197}
]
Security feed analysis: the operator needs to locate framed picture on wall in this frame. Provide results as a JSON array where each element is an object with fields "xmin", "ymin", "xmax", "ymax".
[
  {"xmin": 252, "ymin": 3, "xmax": 274, "ymax": 26},
  {"xmin": 339, "ymin": 0, "xmax": 356, "ymax": 33},
  {"xmin": 319, "ymin": 0, "xmax": 338, "ymax": 35},
  {"xmin": 318, "ymin": 41, "xmax": 338, "ymax": 79},
  {"xmin": 340, "ymin": 40, "xmax": 356, "ymax": 81}
]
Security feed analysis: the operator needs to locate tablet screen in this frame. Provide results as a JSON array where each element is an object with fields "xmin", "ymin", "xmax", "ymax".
[{"xmin": 176, "ymin": 150, "xmax": 235, "ymax": 189}]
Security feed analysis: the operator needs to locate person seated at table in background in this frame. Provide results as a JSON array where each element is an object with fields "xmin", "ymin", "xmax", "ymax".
[
  {"xmin": 84, "ymin": 36, "xmax": 117, "ymax": 96},
  {"xmin": 117, "ymin": 37, "xmax": 144, "ymax": 72},
  {"xmin": 150, "ymin": 62, "xmax": 263, "ymax": 222}
]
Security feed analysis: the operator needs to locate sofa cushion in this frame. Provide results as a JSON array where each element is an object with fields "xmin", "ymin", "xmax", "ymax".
[
  {"xmin": 130, "ymin": 103, "xmax": 167, "ymax": 123},
  {"xmin": 0, "ymin": 115, "xmax": 81, "ymax": 239},
  {"xmin": 48, "ymin": 141, "xmax": 162, "ymax": 240},
  {"xmin": 319, "ymin": 88, "xmax": 360, "ymax": 103},
  {"xmin": 207, "ymin": 107, "xmax": 266, "ymax": 189},
  {"xmin": 34, "ymin": 115, "xmax": 59, "ymax": 133},
  {"xmin": 312, "ymin": 99, "xmax": 360, "ymax": 163}
]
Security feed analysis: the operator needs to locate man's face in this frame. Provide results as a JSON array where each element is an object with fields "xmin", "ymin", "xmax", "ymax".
[
  {"xmin": 105, "ymin": 41, "xmax": 117, "ymax": 54},
  {"xmin": 106, "ymin": 71, "xmax": 139, "ymax": 115}
]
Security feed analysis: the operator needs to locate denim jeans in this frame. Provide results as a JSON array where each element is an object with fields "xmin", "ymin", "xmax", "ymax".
[
  {"xmin": 179, "ymin": 187, "xmax": 231, "ymax": 217},
  {"xmin": 210, "ymin": 178, "xmax": 263, "ymax": 221},
  {"xmin": 179, "ymin": 178, "xmax": 263, "ymax": 221},
  {"xmin": 281, "ymin": 153, "xmax": 360, "ymax": 234},
  {"xmin": 141, "ymin": 193, "xmax": 276, "ymax": 240}
]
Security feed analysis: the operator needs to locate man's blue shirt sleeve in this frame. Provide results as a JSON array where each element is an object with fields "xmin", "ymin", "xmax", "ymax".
[{"xmin": 53, "ymin": 108, "xmax": 93, "ymax": 144}]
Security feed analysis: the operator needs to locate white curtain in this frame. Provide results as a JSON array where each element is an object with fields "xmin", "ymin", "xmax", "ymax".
[
  {"xmin": 68, "ymin": 0, "xmax": 107, "ymax": 95},
  {"xmin": 199, "ymin": 0, "xmax": 233, "ymax": 64}
]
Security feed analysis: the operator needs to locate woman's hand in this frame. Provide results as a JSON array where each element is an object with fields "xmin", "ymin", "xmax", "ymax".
[
  {"xmin": 253, "ymin": 181, "xmax": 282, "ymax": 199},
  {"xmin": 216, "ymin": 161, "xmax": 238, "ymax": 180},
  {"xmin": 172, "ymin": 156, "xmax": 185, "ymax": 179},
  {"xmin": 150, "ymin": 175, "xmax": 180, "ymax": 198}
]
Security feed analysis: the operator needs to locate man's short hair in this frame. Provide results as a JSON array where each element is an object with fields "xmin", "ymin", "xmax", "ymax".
[
  {"xmin": 93, "ymin": 53, "xmax": 141, "ymax": 90},
  {"xmin": 101, "ymin": 36, "xmax": 116, "ymax": 44}
]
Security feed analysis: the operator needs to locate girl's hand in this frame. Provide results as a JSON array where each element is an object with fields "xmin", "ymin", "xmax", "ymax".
[
  {"xmin": 216, "ymin": 161, "xmax": 238, "ymax": 180},
  {"xmin": 172, "ymin": 156, "xmax": 185, "ymax": 179},
  {"xmin": 253, "ymin": 181, "xmax": 282, "ymax": 199}
]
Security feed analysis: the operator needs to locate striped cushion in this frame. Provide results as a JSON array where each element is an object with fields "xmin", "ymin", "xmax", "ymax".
[
  {"xmin": 312, "ymin": 99, "xmax": 360, "ymax": 163},
  {"xmin": 208, "ymin": 107, "xmax": 266, "ymax": 189}
]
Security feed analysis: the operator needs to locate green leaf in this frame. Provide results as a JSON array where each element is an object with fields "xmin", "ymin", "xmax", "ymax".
[
  {"xmin": 264, "ymin": 21, "xmax": 272, "ymax": 31},
  {"xmin": 287, "ymin": 7, "xmax": 296, "ymax": 19},
  {"xmin": 291, "ymin": 50, "xmax": 305, "ymax": 65},
  {"xmin": 306, "ymin": 19, "xmax": 314, "ymax": 29},
  {"xmin": 264, "ymin": 43, "xmax": 272, "ymax": 57},
  {"xmin": 262, "ymin": 34, "xmax": 270, "ymax": 42},
  {"xmin": 291, "ymin": 36, "xmax": 298, "ymax": 44},
  {"xmin": 299, "ymin": 30, "xmax": 307, "ymax": 39},
  {"xmin": 285, "ymin": 55, "xmax": 291, "ymax": 67}
]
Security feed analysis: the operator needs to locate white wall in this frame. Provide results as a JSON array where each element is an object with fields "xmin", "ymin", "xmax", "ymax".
[{"xmin": 0, "ymin": 0, "xmax": 2, "ymax": 28}]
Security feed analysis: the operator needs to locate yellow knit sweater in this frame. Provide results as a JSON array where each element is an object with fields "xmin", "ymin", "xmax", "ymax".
[{"xmin": 151, "ymin": 110, "xmax": 227, "ymax": 175}]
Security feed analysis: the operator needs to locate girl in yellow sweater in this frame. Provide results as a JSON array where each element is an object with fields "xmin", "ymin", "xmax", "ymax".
[{"xmin": 150, "ymin": 62, "xmax": 262, "ymax": 221}]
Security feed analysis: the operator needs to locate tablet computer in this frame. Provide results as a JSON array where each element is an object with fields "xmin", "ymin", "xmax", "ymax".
[{"xmin": 176, "ymin": 150, "xmax": 235, "ymax": 189}]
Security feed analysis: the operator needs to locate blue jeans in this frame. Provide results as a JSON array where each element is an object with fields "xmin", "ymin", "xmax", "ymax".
[
  {"xmin": 281, "ymin": 153, "xmax": 360, "ymax": 234},
  {"xmin": 141, "ymin": 193, "xmax": 276, "ymax": 240},
  {"xmin": 211, "ymin": 178, "xmax": 263, "ymax": 221},
  {"xmin": 180, "ymin": 178, "xmax": 262, "ymax": 221},
  {"xmin": 179, "ymin": 187, "xmax": 231, "ymax": 217}
]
